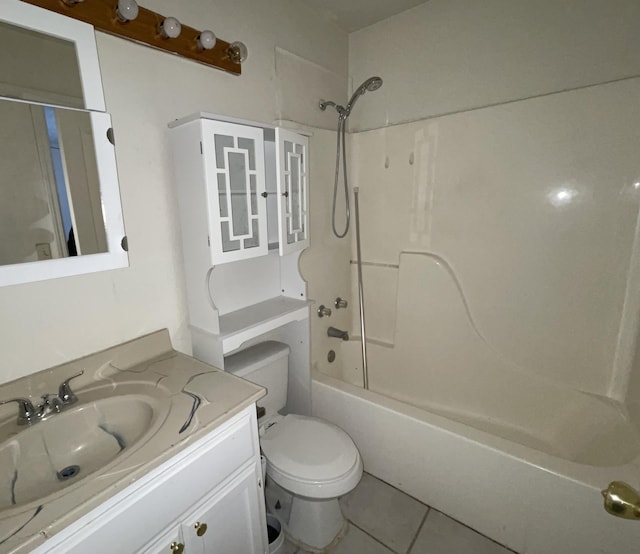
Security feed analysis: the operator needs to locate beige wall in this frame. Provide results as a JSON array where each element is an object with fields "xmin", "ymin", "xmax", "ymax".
[
  {"xmin": 347, "ymin": 0, "xmax": 640, "ymax": 396},
  {"xmin": 299, "ymin": 128, "xmax": 352, "ymax": 376},
  {"xmin": 0, "ymin": 0, "xmax": 347, "ymax": 384},
  {"xmin": 348, "ymin": 0, "xmax": 640, "ymax": 132}
]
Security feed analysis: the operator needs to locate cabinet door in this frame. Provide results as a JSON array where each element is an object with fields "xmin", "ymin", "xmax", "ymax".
[
  {"xmin": 275, "ymin": 128, "xmax": 309, "ymax": 255},
  {"xmin": 182, "ymin": 464, "xmax": 267, "ymax": 554},
  {"xmin": 201, "ymin": 120, "xmax": 268, "ymax": 264},
  {"xmin": 138, "ymin": 527, "xmax": 184, "ymax": 554}
]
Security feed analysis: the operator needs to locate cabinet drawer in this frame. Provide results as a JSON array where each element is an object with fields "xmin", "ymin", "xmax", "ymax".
[{"xmin": 43, "ymin": 408, "xmax": 258, "ymax": 553}]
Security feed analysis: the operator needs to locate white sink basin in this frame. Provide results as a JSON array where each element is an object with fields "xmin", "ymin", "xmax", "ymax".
[{"xmin": 0, "ymin": 394, "xmax": 160, "ymax": 512}]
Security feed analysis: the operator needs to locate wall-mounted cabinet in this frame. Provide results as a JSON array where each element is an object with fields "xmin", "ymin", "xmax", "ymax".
[
  {"xmin": 169, "ymin": 114, "xmax": 312, "ymax": 394},
  {"xmin": 170, "ymin": 114, "xmax": 308, "ymax": 266},
  {"xmin": 202, "ymin": 119, "xmax": 268, "ymax": 263},
  {"xmin": 275, "ymin": 128, "xmax": 309, "ymax": 255}
]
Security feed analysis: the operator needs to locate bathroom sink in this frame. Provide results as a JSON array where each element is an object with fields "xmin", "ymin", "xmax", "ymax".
[{"xmin": 0, "ymin": 394, "xmax": 160, "ymax": 512}]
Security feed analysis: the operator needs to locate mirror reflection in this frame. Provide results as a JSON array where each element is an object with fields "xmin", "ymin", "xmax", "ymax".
[
  {"xmin": 0, "ymin": 20, "xmax": 84, "ymax": 108},
  {"xmin": 0, "ymin": 98, "xmax": 107, "ymax": 266}
]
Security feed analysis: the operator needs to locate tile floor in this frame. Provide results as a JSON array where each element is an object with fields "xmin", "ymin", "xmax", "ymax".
[{"xmin": 280, "ymin": 473, "xmax": 516, "ymax": 554}]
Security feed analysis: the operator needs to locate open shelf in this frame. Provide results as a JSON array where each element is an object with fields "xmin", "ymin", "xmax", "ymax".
[{"xmin": 219, "ymin": 296, "xmax": 310, "ymax": 353}]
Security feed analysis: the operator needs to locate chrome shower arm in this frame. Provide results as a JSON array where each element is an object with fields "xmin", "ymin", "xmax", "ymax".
[{"xmin": 319, "ymin": 100, "xmax": 347, "ymax": 118}]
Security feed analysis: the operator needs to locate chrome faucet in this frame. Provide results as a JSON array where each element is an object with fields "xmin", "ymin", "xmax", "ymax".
[
  {"xmin": 0, "ymin": 398, "xmax": 39, "ymax": 425},
  {"xmin": 327, "ymin": 327, "xmax": 349, "ymax": 341},
  {"xmin": 57, "ymin": 371, "xmax": 83, "ymax": 405},
  {"xmin": 0, "ymin": 370, "xmax": 84, "ymax": 425}
]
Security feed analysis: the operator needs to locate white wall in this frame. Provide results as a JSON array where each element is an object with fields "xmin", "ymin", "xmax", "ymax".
[
  {"xmin": 0, "ymin": 0, "xmax": 347, "ymax": 384},
  {"xmin": 349, "ymin": 0, "xmax": 640, "ymax": 131},
  {"xmin": 347, "ymin": 0, "xmax": 640, "ymax": 397}
]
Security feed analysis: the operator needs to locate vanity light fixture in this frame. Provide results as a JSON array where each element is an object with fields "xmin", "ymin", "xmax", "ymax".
[
  {"xmin": 227, "ymin": 41, "xmax": 248, "ymax": 64},
  {"xmin": 160, "ymin": 17, "xmax": 181, "ymax": 39},
  {"xmin": 21, "ymin": 0, "xmax": 244, "ymax": 75},
  {"xmin": 197, "ymin": 30, "xmax": 217, "ymax": 51},
  {"xmin": 116, "ymin": 0, "xmax": 139, "ymax": 22}
]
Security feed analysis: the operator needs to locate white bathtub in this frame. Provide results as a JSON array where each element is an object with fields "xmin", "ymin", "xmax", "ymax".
[{"xmin": 312, "ymin": 368, "xmax": 640, "ymax": 554}]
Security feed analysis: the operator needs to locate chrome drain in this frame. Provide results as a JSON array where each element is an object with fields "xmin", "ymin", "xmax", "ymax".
[{"xmin": 57, "ymin": 465, "xmax": 80, "ymax": 481}]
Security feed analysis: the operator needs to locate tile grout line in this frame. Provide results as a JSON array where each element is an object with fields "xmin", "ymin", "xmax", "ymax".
[
  {"xmin": 438, "ymin": 514, "xmax": 520, "ymax": 554},
  {"xmin": 345, "ymin": 518, "xmax": 402, "ymax": 554},
  {"xmin": 406, "ymin": 507, "xmax": 430, "ymax": 554},
  {"xmin": 361, "ymin": 472, "xmax": 429, "ymax": 508},
  {"xmin": 338, "ymin": 473, "xmax": 432, "ymax": 553},
  {"xmin": 360, "ymin": 473, "xmax": 518, "ymax": 553}
]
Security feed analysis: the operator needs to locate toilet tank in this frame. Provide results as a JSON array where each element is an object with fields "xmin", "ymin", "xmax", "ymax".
[{"xmin": 224, "ymin": 341, "xmax": 290, "ymax": 416}]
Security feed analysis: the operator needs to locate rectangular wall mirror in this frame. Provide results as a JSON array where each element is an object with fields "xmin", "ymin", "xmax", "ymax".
[{"xmin": 0, "ymin": 0, "xmax": 128, "ymax": 287}]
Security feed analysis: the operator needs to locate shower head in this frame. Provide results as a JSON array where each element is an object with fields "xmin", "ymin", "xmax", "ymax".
[
  {"xmin": 319, "ymin": 76, "xmax": 383, "ymax": 120},
  {"xmin": 363, "ymin": 76, "xmax": 383, "ymax": 92},
  {"xmin": 345, "ymin": 76, "xmax": 383, "ymax": 116}
]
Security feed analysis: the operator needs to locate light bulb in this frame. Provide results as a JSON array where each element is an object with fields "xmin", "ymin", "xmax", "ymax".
[
  {"xmin": 116, "ymin": 0, "xmax": 139, "ymax": 22},
  {"xmin": 197, "ymin": 30, "xmax": 217, "ymax": 50},
  {"xmin": 228, "ymin": 41, "xmax": 248, "ymax": 64},
  {"xmin": 160, "ymin": 17, "xmax": 182, "ymax": 39}
]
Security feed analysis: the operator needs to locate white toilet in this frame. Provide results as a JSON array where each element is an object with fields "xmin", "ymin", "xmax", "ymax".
[{"xmin": 225, "ymin": 341, "xmax": 363, "ymax": 551}]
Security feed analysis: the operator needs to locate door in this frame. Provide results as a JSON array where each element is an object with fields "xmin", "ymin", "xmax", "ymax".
[
  {"xmin": 138, "ymin": 527, "xmax": 184, "ymax": 554},
  {"xmin": 55, "ymin": 107, "xmax": 107, "ymax": 256},
  {"xmin": 181, "ymin": 464, "xmax": 267, "ymax": 554},
  {"xmin": 201, "ymin": 120, "xmax": 268, "ymax": 264},
  {"xmin": 275, "ymin": 128, "xmax": 309, "ymax": 255}
]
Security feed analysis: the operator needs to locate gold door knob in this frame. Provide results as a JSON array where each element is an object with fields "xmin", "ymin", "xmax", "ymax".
[
  {"xmin": 194, "ymin": 521, "xmax": 208, "ymax": 536},
  {"xmin": 170, "ymin": 542, "xmax": 184, "ymax": 553},
  {"xmin": 602, "ymin": 481, "xmax": 640, "ymax": 519}
]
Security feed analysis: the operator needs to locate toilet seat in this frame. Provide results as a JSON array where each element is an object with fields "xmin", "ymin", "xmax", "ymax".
[{"xmin": 261, "ymin": 414, "xmax": 363, "ymax": 499}]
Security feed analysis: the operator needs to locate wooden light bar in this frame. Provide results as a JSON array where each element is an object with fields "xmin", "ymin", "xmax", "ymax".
[{"xmin": 21, "ymin": 0, "xmax": 242, "ymax": 75}]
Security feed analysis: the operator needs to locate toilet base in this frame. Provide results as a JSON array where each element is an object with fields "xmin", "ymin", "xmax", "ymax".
[
  {"xmin": 288, "ymin": 496, "xmax": 346, "ymax": 550},
  {"xmin": 266, "ymin": 478, "xmax": 347, "ymax": 551}
]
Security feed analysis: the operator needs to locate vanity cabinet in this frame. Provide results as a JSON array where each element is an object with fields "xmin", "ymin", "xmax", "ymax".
[
  {"xmin": 178, "ymin": 466, "xmax": 265, "ymax": 554},
  {"xmin": 169, "ymin": 114, "xmax": 309, "ymax": 265},
  {"xmin": 32, "ymin": 405, "xmax": 268, "ymax": 554}
]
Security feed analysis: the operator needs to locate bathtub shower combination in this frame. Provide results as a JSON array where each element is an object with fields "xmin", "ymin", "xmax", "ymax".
[{"xmin": 312, "ymin": 77, "xmax": 640, "ymax": 553}]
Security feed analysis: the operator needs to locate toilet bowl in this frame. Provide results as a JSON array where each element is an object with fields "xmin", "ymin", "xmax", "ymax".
[{"xmin": 225, "ymin": 342, "xmax": 363, "ymax": 550}]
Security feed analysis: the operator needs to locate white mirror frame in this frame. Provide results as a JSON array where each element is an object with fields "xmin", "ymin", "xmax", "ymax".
[{"xmin": 0, "ymin": 0, "xmax": 128, "ymax": 287}]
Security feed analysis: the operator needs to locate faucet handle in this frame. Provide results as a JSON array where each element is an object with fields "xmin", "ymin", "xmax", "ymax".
[
  {"xmin": 334, "ymin": 297, "xmax": 348, "ymax": 309},
  {"xmin": 0, "ymin": 398, "xmax": 37, "ymax": 425},
  {"xmin": 58, "ymin": 370, "xmax": 84, "ymax": 405}
]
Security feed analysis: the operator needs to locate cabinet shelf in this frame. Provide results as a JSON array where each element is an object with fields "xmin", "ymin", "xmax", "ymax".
[{"xmin": 219, "ymin": 296, "xmax": 310, "ymax": 353}]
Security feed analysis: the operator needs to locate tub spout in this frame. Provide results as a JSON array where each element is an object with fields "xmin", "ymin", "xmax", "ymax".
[
  {"xmin": 327, "ymin": 326, "xmax": 349, "ymax": 341},
  {"xmin": 602, "ymin": 481, "xmax": 640, "ymax": 520}
]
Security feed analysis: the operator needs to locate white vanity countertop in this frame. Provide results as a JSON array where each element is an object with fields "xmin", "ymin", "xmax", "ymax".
[{"xmin": 0, "ymin": 329, "xmax": 265, "ymax": 554}]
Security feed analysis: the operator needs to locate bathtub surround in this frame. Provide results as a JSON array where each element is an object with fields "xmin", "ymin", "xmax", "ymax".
[
  {"xmin": 305, "ymin": 2, "xmax": 640, "ymax": 553},
  {"xmin": 312, "ymin": 374, "xmax": 640, "ymax": 554},
  {"xmin": 345, "ymin": 79, "xmax": 640, "ymax": 396}
]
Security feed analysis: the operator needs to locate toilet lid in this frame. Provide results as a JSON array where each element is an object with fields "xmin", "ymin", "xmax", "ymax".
[{"xmin": 261, "ymin": 415, "xmax": 359, "ymax": 483}]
